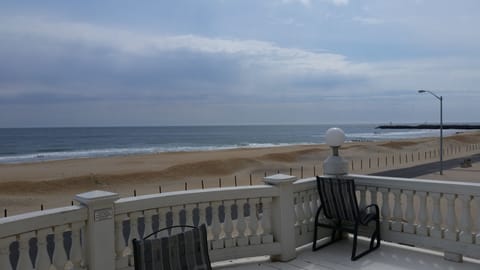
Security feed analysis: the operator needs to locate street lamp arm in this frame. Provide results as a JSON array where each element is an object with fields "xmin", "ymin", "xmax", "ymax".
[{"xmin": 418, "ymin": 89, "xmax": 442, "ymax": 100}]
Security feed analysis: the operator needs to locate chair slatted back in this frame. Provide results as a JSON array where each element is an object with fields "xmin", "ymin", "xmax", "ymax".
[
  {"xmin": 316, "ymin": 177, "xmax": 359, "ymax": 222},
  {"xmin": 133, "ymin": 224, "xmax": 211, "ymax": 270}
]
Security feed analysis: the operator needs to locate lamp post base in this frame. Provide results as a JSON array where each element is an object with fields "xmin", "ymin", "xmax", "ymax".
[{"xmin": 323, "ymin": 155, "xmax": 348, "ymax": 176}]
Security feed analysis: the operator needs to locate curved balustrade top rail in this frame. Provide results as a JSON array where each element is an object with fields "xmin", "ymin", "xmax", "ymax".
[
  {"xmin": 0, "ymin": 206, "xmax": 87, "ymax": 238},
  {"xmin": 352, "ymin": 174, "xmax": 480, "ymax": 195},
  {"xmin": 115, "ymin": 185, "xmax": 278, "ymax": 214}
]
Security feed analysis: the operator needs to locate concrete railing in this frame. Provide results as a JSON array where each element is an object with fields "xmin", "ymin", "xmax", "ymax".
[
  {"xmin": 352, "ymin": 174, "xmax": 480, "ymax": 262},
  {"xmin": 0, "ymin": 206, "xmax": 87, "ymax": 270},
  {"xmin": 2, "ymin": 173, "xmax": 480, "ymax": 269}
]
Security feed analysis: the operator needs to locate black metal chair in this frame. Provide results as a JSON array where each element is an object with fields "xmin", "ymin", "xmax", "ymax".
[
  {"xmin": 312, "ymin": 176, "xmax": 380, "ymax": 261},
  {"xmin": 132, "ymin": 224, "xmax": 212, "ymax": 270}
]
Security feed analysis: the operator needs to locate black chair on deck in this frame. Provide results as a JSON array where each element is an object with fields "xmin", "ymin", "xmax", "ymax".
[
  {"xmin": 132, "ymin": 224, "xmax": 212, "ymax": 270},
  {"xmin": 312, "ymin": 176, "xmax": 380, "ymax": 261}
]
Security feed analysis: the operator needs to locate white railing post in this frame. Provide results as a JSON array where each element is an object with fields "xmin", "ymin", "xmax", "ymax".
[
  {"xmin": 75, "ymin": 190, "xmax": 119, "ymax": 270},
  {"xmin": 264, "ymin": 174, "xmax": 297, "ymax": 262}
]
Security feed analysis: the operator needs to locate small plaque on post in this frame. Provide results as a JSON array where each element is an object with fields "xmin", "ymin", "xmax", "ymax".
[{"xmin": 94, "ymin": 208, "xmax": 113, "ymax": 222}]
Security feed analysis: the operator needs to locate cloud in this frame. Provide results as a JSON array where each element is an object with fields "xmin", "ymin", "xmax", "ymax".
[
  {"xmin": 331, "ymin": 0, "xmax": 348, "ymax": 6},
  {"xmin": 1, "ymin": 14, "xmax": 479, "ymax": 126},
  {"xmin": 281, "ymin": 0, "xmax": 348, "ymax": 7},
  {"xmin": 0, "ymin": 16, "xmax": 371, "ymax": 104},
  {"xmin": 281, "ymin": 0, "xmax": 311, "ymax": 6},
  {"xmin": 352, "ymin": 16, "xmax": 383, "ymax": 25}
]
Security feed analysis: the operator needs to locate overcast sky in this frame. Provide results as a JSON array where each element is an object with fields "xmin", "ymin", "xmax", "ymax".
[{"xmin": 1, "ymin": 0, "xmax": 479, "ymax": 127}]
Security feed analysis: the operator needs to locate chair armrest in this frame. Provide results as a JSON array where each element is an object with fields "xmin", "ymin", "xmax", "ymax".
[{"xmin": 363, "ymin": 204, "xmax": 379, "ymax": 214}]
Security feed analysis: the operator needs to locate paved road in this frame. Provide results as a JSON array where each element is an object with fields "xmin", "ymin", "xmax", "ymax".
[{"xmin": 370, "ymin": 153, "xmax": 480, "ymax": 178}]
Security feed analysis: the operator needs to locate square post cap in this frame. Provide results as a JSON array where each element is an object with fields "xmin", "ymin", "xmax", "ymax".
[
  {"xmin": 264, "ymin": 174, "xmax": 297, "ymax": 185},
  {"xmin": 75, "ymin": 190, "xmax": 119, "ymax": 206}
]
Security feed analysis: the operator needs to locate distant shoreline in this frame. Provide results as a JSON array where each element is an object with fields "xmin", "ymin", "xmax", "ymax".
[{"xmin": 376, "ymin": 124, "xmax": 480, "ymax": 130}]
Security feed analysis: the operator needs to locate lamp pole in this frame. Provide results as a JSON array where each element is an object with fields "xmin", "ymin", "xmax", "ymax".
[{"xmin": 418, "ymin": 90, "xmax": 443, "ymax": 175}]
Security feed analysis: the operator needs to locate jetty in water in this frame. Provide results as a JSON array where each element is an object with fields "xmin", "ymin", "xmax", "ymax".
[{"xmin": 376, "ymin": 124, "xmax": 480, "ymax": 130}]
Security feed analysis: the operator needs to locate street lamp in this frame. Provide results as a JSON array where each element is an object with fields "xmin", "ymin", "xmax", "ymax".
[
  {"xmin": 323, "ymin": 127, "xmax": 348, "ymax": 175},
  {"xmin": 418, "ymin": 90, "xmax": 443, "ymax": 175}
]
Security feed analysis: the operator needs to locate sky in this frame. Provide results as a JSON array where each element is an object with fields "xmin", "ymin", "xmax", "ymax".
[{"xmin": 1, "ymin": 0, "xmax": 479, "ymax": 127}]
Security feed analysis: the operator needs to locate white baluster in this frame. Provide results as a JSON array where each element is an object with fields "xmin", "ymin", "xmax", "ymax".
[
  {"xmin": 299, "ymin": 192, "xmax": 308, "ymax": 234},
  {"xmin": 171, "ymin": 206, "xmax": 183, "ymax": 234},
  {"xmin": 367, "ymin": 186, "xmax": 378, "ymax": 209},
  {"xmin": 248, "ymin": 198, "xmax": 261, "ymax": 245},
  {"xmin": 63, "ymin": 229, "xmax": 75, "ymax": 270},
  {"xmin": 114, "ymin": 213, "xmax": 129, "ymax": 268},
  {"xmin": 416, "ymin": 191, "xmax": 429, "ymax": 236},
  {"xmin": 196, "ymin": 203, "xmax": 207, "ymax": 227},
  {"xmin": 53, "ymin": 225, "xmax": 68, "ymax": 270},
  {"xmin": 196, "ymin": 202, "xmax": 209, "ymax": 249},
  {"xmin": 0, "ymin": 236, "xmax": 16, "ymax": 270},
  {"xmin": 235, "ymin": 199, "xmax": 248, "ymax": 246},
  {"xmin": 209, "ymin": 201, "xmax": 223, "ymax": 249},
  {"xmin": 18, "ymin": 232, "xmax": 35, "ymax": 270},
  {"xmin": 358, "ymin": 185, "xmax": 367, "ymax": 209},
  {"xmin": 293, "ymin": 193, "xmax": 304, "ymax": 236},
  {"xmin": 391, "ymin": 189, "xmax": 403, "ymax": 232},
  {"xmin": 223, "ymin": 200, "xmax": 235, "ymax": 248},
  {"xmin": 128, "ymin": 211, "xmax": 142, "ymax": 266},
  {"xmin": 305, "ymin": 190, "xmax": 314, "ymax": 231},
  {"xmin": 157, "ymin": 207, "xmax": 168, "ymax": 231},
  {"xmin": 185, "ymin": 204, "xmax": 195, "ymax": 226},
  {"xmin": 404, "ymin": 190, "xmax": 416, "ymax": 234},
  {"xmin": 260, "ymin": 197, "xmax": 274, "ymax": 244},
  {"xmin": 36, "ymin": 228, "xmax": 53, "ymax": 270},
  {"xmin": 310, "ymin": 189, "xmax": 320, "ymax": 224},
  {"xmin": 70, "ymin": 221, "xmax": 84, "ymax": 270},
  {"xmin": 444, "ymin": 194, "xmax": 458, "ymax": 241},
  {"xmin": 301, "ymin": 191, "xmax": 312, "ymax": 232},
  {"xmin": 144, "ymin": 209, "xmax": 157, "ymax": 238},
  {"xmin": 379, "ymin": 188, "xmax": 391, "ymax": 230},
  {"xmin": 459, "ymin": 195, "xmax": 474, "ymax": 243},
  {"xmin": 129, "ymin": 211, "xmax": 142, "ymax": 241},
  {"xmin": 430, "ymin": 192, "xmax": 443, "ymax": 238}
]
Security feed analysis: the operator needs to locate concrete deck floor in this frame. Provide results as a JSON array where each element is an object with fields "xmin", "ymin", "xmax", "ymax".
[{"xmin": 214, "ymin": 238, "xmax": 480, "ymax": 270}]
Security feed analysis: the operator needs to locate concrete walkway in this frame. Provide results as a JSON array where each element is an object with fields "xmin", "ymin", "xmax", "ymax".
[{"xmin": 371, "ymin": 153, "xmax": 480, "ymax": 179}]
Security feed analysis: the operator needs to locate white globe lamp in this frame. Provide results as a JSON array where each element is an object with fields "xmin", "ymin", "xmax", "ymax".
[
  {"xmin": 325, "ymin": 127, "xmax": 345, "ymax": 148},
  {"xmin": 323, "ymin": 127, "xmax": 348, "ymax": 175}
]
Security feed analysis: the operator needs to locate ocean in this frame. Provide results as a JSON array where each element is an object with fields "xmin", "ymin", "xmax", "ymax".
[{"xmin": 0, "ymin": 124, "xmax": 462, "ymax": 164}]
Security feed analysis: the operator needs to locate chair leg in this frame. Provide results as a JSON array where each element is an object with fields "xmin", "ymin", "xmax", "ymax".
[
  {"xmin": 312, "ymin": 207, "xmax": 322, "ymax": 251},
  {"xmin": 313, "ymin": 228, "xmax": 340, "ymax": 251},
  {"xmin": 351, "ymin": 220, "xmax": 381, "ymax": 261},
  {"xmin": 312, "ymin": 206, "xmax": 342, "ymax": 251},
  {"xmin": 351, "ymin": 224, "xmax": 359, "ymax": 260}
]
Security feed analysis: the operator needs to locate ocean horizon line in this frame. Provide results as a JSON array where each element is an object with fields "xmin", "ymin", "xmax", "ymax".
[
  {"xmin": 0, "ymin": 124, "xmax": 474, "ymax": 165},
  {"xmin": 2, "ymin": 122, "xmax": 479, "ymax": 129}
]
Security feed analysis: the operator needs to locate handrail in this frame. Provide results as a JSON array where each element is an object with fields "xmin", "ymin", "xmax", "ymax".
[
  {"xmin": 115, "ymin": 185, "xmax": 278, "ymax": 214},
  {"xmin": 351, "ymin": 174, "xmax": 480, "ymax": 195},
  {"xmin": 0, "ymin": 205, "xmax": 87, "ymax": 238}
]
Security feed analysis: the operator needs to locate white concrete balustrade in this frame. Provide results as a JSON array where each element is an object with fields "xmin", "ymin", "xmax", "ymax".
[
  {"xmin": 0, "ymin": 206, "xmax": 87, "ymax": 270},
  {"xmin": 2, "ymin": 173, "xmax": 480, "ymax": 269},
  {"xmin": 352, "ymin": 174, "xmax": 480, "ymax": 262}
]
